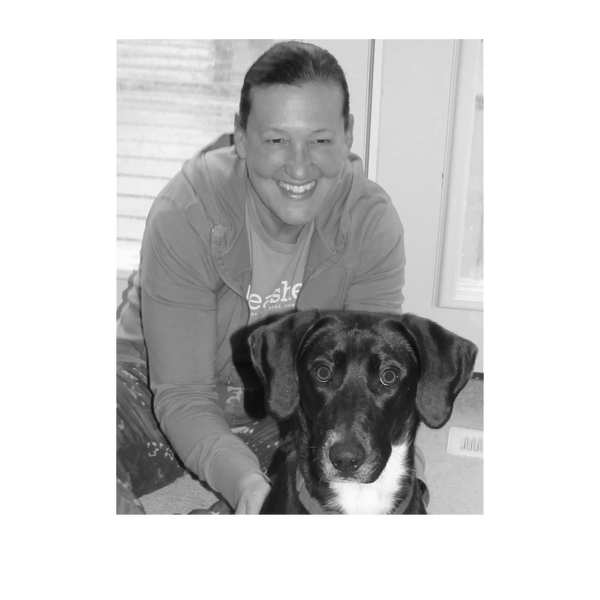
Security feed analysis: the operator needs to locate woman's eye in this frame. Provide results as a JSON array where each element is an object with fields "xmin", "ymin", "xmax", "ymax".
[
  {"xmin": 380, "ymin": 369, "xmax": 399, "ymax": 387},
  {"xmin": 314, "ymin": 366, "xmax": 332, "ymax": 382},
  {"xmin": 268, "ymin": 138, "xmax": 285, "ymax": 144}
]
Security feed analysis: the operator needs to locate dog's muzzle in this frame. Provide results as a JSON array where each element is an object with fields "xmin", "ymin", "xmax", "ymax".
[{"xmin": 318, "ymin": 428, "xmax": 384, "ymax": 483}]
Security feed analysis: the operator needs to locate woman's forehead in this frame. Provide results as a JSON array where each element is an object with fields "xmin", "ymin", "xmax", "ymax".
[{"xmin": 247, "ymin": 83, "xmax": 346, "ymax": 132}]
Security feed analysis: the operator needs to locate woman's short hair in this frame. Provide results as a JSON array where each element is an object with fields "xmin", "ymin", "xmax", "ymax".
[{"xmin": 238, "ymin": 41, "xmax": 350, "ymax": 131}]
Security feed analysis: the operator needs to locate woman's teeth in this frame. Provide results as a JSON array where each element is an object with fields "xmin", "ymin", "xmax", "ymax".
[{"xmin": 278, "ymin": 181, "xmax": 316, "ymax": 194}]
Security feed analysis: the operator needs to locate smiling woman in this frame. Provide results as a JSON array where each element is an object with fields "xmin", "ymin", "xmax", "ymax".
[
  {"xmin": 116, "ymin": 40, "xmax": 419, "ymax": 515},
  {"xmin": 234, "ymin": 83, "xmax": 354, "ymax": 243}
]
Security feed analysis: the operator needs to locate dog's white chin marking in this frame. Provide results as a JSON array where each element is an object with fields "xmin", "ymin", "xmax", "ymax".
[{"xmin": 327, "ymin": 442, "xmax": 410, "ymax": 514}]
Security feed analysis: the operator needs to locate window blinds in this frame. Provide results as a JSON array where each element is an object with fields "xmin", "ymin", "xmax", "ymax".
[{"xmin": 116, "ymin": 39, "xmax": 276, "ymax": 271}]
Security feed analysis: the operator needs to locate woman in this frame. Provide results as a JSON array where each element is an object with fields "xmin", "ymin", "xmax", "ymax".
[{"xmin": 116, "ymin": 41, "xmax": 424, "ymax": 514}]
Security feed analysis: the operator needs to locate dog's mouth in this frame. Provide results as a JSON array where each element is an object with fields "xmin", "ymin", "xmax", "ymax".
[{"xmin": 320, "ymin": 461, "xmax": 385, "ymax": 485}]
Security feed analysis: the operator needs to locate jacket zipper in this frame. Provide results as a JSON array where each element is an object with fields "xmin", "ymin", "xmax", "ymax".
[{"xmin": 211, "ymin": 225, "xmax": 250, "ymax": 386}]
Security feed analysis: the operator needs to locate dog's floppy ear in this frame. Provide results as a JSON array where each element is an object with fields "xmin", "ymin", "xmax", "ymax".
[
  {"xmin": 248, "ymin": 310, "xmax": 321, "ymax": 421},
  {"xmin": 398, "ymin": 313, "xmax": 478, "ymax": 429}
]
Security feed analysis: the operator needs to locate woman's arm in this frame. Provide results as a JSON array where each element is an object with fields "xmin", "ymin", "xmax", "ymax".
[{"xmin": 140, "ymin": 195, "xmax": 268, "ymax": 509}]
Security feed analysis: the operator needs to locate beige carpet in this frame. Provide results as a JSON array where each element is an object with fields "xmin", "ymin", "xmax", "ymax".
[
  {"xmin": 416, "ymin": 378, "xmax": 483, "ymax": 514},
  {"xmin": 140, "ymin": 378, "xmax": 483, "ymax": 515},
  {"xmin": 140, "ymin": 473, "xmax": 219, "ymax": 514}
]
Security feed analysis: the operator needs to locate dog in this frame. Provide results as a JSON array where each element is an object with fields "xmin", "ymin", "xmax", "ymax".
[{"xmin": 246, "ymin": 310, "xmax": 478, "ymax": 514}]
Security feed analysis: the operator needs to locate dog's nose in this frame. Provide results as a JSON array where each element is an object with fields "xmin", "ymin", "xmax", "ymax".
[{"xmin": 329, "ymin": 440, "xmax": 366, "ymax": 476}]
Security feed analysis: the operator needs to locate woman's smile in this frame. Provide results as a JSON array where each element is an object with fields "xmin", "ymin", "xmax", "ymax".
[
  {"xmin": 277, "ymin": 179, "xmax": 318, "ymax": 199},
  {"xmin": 234, "ymin": 82, "xmax": 354, "ymax": 243}
]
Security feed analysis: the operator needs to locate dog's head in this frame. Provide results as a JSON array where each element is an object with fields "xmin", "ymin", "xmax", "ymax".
[{"xmin": 248, "ymin": 310, "xmax": 478, "ymax": 484}]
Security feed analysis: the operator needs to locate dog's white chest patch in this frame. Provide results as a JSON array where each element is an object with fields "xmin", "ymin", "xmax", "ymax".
[{"xmin": 328, "ymin": 442, "xmax": 410, "ymax": 514}]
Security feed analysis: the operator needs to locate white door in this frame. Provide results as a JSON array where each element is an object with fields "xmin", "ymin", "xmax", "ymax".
[{"xmin": 373, "ymin": 40, "xmax": 484, "ymax": 372}]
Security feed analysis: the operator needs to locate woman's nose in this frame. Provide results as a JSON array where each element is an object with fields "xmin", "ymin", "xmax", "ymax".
[{"xmin": 284, "ymin": 143, "xmax": 311, "ymax": 180}]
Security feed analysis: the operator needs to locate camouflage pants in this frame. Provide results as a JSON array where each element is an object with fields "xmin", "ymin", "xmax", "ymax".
[
  {"xmin": 113, "ymin": 341, "xmax": 185, "ymax": 518},
  {"xmin": 116, "ymin": 340, "xmax": 287, "ymax": 514}
]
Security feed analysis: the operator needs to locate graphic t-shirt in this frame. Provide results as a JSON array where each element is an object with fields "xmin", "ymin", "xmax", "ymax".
[
  {"xmin": 245, "ymin": 187, "xmax": 315, "ymax": 324},
  {"xmin": 217, "ymin": 188, "xmax": 315, "ymax": 424}
]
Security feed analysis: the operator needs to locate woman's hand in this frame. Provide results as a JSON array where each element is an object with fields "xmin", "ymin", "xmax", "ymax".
[{"xmin": 235, "ymin": 472, "xmax": 271, "ymax": 515}]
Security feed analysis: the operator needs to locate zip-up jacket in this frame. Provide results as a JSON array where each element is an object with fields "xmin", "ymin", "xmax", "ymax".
[{"xmin": 116, "ymin": 146, "xmax": 406, "ymax": 509}]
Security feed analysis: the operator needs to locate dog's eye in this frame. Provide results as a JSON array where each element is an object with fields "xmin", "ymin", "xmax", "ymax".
[
  {"xmin": 380, "ymin": 369, "xmax": 399, "ymax": 386},
  {"xmin": 314, "ymin": 365, "xmax": 332, "ymax": 382}
]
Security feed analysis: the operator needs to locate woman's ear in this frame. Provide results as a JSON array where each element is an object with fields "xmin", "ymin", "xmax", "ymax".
[{"xmin": 233, "ymin": 114, "xmax": 247, "ymax": 159}]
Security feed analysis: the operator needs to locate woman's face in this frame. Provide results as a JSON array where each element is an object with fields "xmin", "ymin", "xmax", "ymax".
[{"xmin": 234, "ymin": 82, "xmax": 354, "ymax": 243}]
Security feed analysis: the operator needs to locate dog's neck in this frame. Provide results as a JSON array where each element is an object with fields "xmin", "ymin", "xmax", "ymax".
[{"xmin": 295, "ymin": 467, "xmax": 416, "ymax": 515}]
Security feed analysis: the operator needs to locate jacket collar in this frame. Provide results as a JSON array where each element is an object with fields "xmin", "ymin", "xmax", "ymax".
[
  {"xmin": 192, "ymin": 146, "xmax": 366, "ymax": 253},
  {"xmin": 296, "ymin": 467, "xmax": 417, "ymax": 515},
  {"xmin": 195, "ymin": 146, "xmax": 369, "ymax": 299}
]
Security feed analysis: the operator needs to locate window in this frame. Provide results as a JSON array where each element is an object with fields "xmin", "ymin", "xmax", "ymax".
[
  {"xmin": 116, "ymin": 39, "xmax": 279, "ymax": 273},
  {"xmin": 436, "ymin": 40, "xmax": 484, "ymax": 310}
]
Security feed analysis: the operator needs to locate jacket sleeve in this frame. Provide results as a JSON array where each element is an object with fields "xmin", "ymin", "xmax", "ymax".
[
  {"xmin": 139, "ymin": 196, "xmax": 268, "ymax": 508},
  {"xmin": 343, "ymin": 198, "xmax": 406, "ymax": 314}
]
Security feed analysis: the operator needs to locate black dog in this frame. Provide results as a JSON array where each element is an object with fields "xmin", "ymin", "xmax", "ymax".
[{"xmin": 247, "ymin": 310, "xmax": 478, "ymax": 514}]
